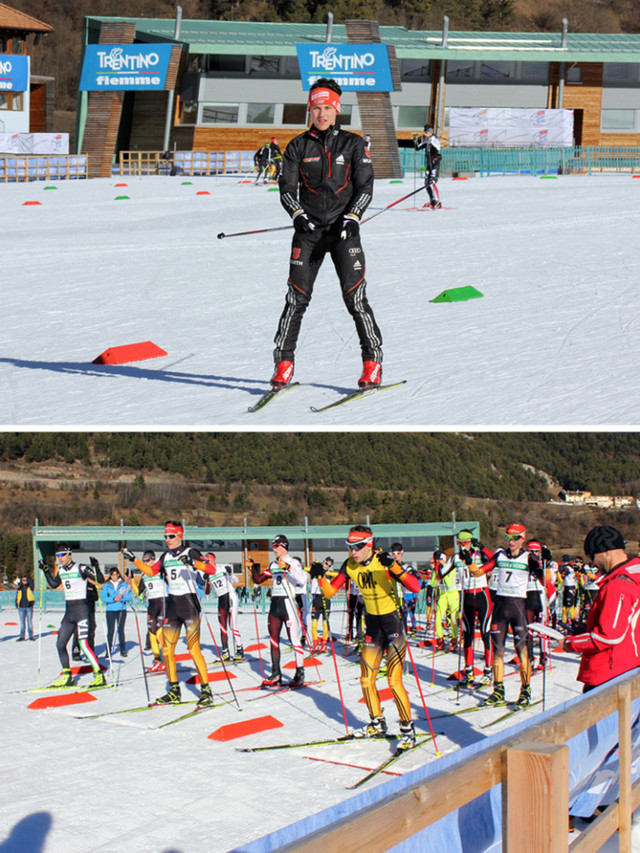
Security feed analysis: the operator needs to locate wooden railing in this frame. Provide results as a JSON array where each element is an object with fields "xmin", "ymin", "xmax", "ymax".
[
  {"xmin": 278, "ymin": 670, "xmax": 640, "ymax": 853},
  {"xmin": 118, "ymin": 150, "xmax": 255, "ymax": 176},
  {"xmin": 0, "ymin": 154, "xmax": 88, "ymax": 182}
]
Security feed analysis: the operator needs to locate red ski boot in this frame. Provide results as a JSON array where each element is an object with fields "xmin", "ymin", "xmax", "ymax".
[
  {"xmin": 358, "ymin": 360, "xmax": 382, "ymax": 389},
  {"xmin": 270, "ymin": 360, "xmax": 294, "ymax": 388}
]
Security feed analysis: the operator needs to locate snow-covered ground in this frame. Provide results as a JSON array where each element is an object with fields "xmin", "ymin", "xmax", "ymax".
[
  {"xmin": 2, "ymin": 600, "xmax": 637, "ymax": 853},
  {"xmin": 2, "ymin": 171, "xmax": 640, "ymax": 427}
]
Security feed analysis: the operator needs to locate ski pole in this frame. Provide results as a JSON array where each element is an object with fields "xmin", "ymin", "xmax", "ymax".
[
  {"xmin": 217, "ymin": 224, "xmax": 293, "ymax": 240},
  {"xmin": 321, "ymin": 594, "xmax": 350, "ymax": 736},
  {"xmin": 218, "ymin": 184, "xmax": 426, "ymax": 240},
  {"xmin": 95, "ymin": 583, "xmax": 117, "ymax": 689},
  {"xmin": 201, "ymin": 605, "xmax": 241, "ymax": 710},
  {"xmin": 282, "ymin": 575, "xmax": 322, "ymax": 684},
  {"xmin": 360, "ymin": 185, "xmax": 426, "ymax": 225},
  {"xmin": 36, "ymin": 561, "xmax": 45, "ymax": 688},
  {"xmin": 252, "ymin": 602, "xmax": 264, "ymax": 680},
  {"xmin": 130, "ymin": 603, "xmax": 151, "ymax": 707}
]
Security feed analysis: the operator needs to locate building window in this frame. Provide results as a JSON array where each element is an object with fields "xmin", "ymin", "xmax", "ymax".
[
  {"xmin": 335, "ymin": 106, "xmax": 353, "ymax": 127},
  {"xmin": 567, "ymin": 66, "xmax": 582, "ymax": 84},
  {"xmin": 281, "ymin": 56, "xmax": 300, "ymax": 77},
  {"xmin": 401, "ymin": 59, "xmax": 431, "ymax": 81},
  {"xmin": 601, "ymin": 109, "xmax": 636, "ymax": 131},
  {"xmin": 0, "ymin": 92, "xmax": 23, "ymax": 110},
  {"xmin": 180, "ymin": 100, "xmax": 197, "ymax": 124},
  {"xmin": 247, "ymin": 103, "xmax": 275, "ymax": 124},
  {"xmin": 249, "ymin": 56, "xmax": 280, "ymax": 76},
  {"xmin": 207, "ymin": 55, "xmax": 245, "ymax": 73},
  {"xmin": 282, "ymin": 103, "xmax": 308, "ymax": 125},
  {"xmin": 520, "ymin": 62, "xmax": 548, "ymax": 82},
  {"xmin": 397, "ymin": 106, "xmax": 429, "ymax": 129},
  {"xmin": 447, "ymin": 61, "xmax": 475, "ymax": 79},
  {"xmin": 480, "ymin": 61, "xmax": 515, "ymax": 79},
  {"xmin": 603, "ymin": 63, "xmax": 638, "ymax": 82},
  {"xmin": 201, "ymin": 104, "xmax": 239, "ymax": 124}
]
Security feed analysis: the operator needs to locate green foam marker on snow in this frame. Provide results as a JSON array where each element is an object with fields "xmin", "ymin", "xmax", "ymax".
[
  {"xmin": 432, "ymin": 286, "xmax": 484, "ymax": 303},
  {"xmin": 114, "ymin": 195, "xmax": 130, "ymax": 200},
  {"xmin": 389, "ymin": 179, "xmax": 403, "ymax": 183}
]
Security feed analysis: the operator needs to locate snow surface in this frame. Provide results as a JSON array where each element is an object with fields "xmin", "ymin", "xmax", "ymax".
[
  {"xmin": 2, "ymin": 172, "xmax": 640, "ymax": 427},
  {"xmin": 1, "ymin": 601, "xmax": 638, "ymax": 853}
]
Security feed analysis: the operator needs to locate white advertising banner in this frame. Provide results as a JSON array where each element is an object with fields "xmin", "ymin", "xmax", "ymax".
[
  {"xmin": 0, "ymin": 133, "xmax": 69, "ymax": 154},
  {"xmin": 449, "ymin": 108, "xmax": 574, "ymax": 147}
]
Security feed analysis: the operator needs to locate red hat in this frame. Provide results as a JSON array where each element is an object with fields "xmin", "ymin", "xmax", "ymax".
[
  {"xmin": 506, "ymin": 523, "xmax": 526, "ymax": 538},
  {"xmin": 164, "ymin": 522, "xmax": 184, "ymax": 539},
  {"xmin": 527, "ymin": 540, "xmax": 541, "ymax": 551},
  {"xmin": 308, "ymin": 87, "xmax": 341, "ymax": 114}
]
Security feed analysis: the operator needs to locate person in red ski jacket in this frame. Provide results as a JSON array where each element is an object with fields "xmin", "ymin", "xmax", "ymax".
[{"xmin": 558, "ymin": 525, "xmax": 640, "ymax": 691}]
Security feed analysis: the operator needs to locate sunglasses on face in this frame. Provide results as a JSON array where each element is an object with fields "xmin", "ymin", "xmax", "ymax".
[
  {"xmin": 55, "ymin": 552, "xmax": 69, "ymax": 558},
  {"xmin": 505, "ymin": 534, "xmax": 524, "ymax": 542},
  {"xmin": 346, "ymin": 540, "xmax": 371, "ymax": 551},
  {"xmin": 165, "ymin": 534, "xmax": 179, "ymax": 540}
]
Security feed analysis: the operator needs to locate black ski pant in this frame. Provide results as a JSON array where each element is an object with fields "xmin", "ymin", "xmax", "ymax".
[{"xmin": 273, "ymin": 222, "xmax": 383, "ymax": 364}]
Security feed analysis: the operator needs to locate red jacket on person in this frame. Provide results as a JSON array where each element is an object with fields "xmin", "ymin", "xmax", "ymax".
[{"xmin": 564, "ymin": 556, "xmax": 640, "ymax": 687}]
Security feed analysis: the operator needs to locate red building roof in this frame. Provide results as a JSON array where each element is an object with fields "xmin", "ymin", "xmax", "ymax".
[{"xmin": 0, "ymin": 2, "xmax": 52, "ymax": 34}]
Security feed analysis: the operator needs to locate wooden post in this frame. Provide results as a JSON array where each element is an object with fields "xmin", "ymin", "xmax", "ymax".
[
  {"xmin": 618, "ymin": 683, "xmax": 632, "ymax": 851},
  {"xmin": 504, "ymin": 741, "xmax": 569, "ymax": 853}
]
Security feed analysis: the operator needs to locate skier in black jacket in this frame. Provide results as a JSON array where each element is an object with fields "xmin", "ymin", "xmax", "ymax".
[{"xmin": 271, "ymin": 77, "xmax": 383, "ymax": 390}]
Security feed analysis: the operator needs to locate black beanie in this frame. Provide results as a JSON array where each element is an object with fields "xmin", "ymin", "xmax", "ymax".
[{"xmin": 583, "ymin": 525, "xmax": 625, "ymax": 558}]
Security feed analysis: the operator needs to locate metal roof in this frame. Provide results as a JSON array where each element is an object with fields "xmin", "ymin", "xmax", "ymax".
[
  {"xmin": 32, "ymin": 521, "xmax": 479, "ymax": 544},
  {"xmin": 86, "ymin": 17, "xmax": 640, "ymax": 62}
]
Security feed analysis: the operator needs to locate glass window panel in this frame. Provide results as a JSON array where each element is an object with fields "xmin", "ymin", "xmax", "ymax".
[
  {"xmin": 401, "ymin": 59, "xmax": 431, "ymax": 81},
  {"xmin": 336, "ymin": 106, "xmax": 352, "ymax": 127},
  {"xmin": 282, "ymin": 56, "xmax": 300, "ymax": 77},
  {"xmin": 247, "ymin": 103, "xmax": 275, "ymax": 124},
  {"xmin": 567, "ymin": 66, "xmax": 582, "ymax": 83},
  {"xmin": 249, "ymin": 56, "xmax": 280, "ymax": 76},
  {"xmin": 447, "ymin": 61, "xmax": 475, "ymax": 79},
  {"xmin": 282, "ymin": 103, "xmax": 308, "ymax": 125},
  {"xmin": 480, "ymin": 61, "xmax": 515, "ymax": 79},
  {"xmin": 201, "ymin": 104, "xmax": 239, "ymax": 124},
  {"xmin": 601, "ymin": 109, "xmax": 636, "ymax": 130},
  {"xmin": 603, "ymin": 63, "xmax": 636, "ymax": 82},
  {"xmin": 397, "ymin": 105, "xmax": 429, "ymax": 129},
  {"xmin": 208, "ymin": 54, "xmax": 245, "ymax": 73},
  {"xmin": 520, "ymin": 62, "xmax": 548, "ymax": 82}
]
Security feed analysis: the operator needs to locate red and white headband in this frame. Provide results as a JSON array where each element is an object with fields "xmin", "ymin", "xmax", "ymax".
[{"xmin": 308, "ymin": 87, "xmax": 341, "ymax": 114}]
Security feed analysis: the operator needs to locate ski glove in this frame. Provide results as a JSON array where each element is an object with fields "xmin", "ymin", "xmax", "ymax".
[
  {"xmin": 340, "ymin": 215, "xmax": 360, "ymax": 240},
  {"xmin": 293, "ymin": 212, "xmax": 314, "ymax": 234},
  {"xmin": 461, "ymin": 551, "xmax": 474, "ymax": 565},
  {"xmin": 122, "ymin": 548, "xmax": 135, "ymax": 562},
  {"xmin": 541, "ymin": 546, "xmax": 553, "ymax": 561},
  {"xmin": 309, "ymin": 561, "xmax": 324, "ymax": 579},
  {"xmin": 90, "ymin": 556, "xmax": 100, "ymax": 570},
  {"xmin": 38, "ymin": 560, "xmax": 47, "ymax": 573},
  {"xmin": 179, "ymin": 555, "xmax": 193, "ymax": 567}
]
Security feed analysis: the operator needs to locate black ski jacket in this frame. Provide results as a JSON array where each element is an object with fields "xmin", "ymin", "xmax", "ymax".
[{"xmin": 279, "ymin": 125, "xmax": 373, "ymax": 228}]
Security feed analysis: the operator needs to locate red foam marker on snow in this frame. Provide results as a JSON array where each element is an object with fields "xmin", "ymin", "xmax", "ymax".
[
  {"xmin": 70, "ymin": 663, "xmax": 107, "ymax": 675},
  {"xmin": 208, "ymin": 715, "xmax": 283, "ymax": 742},
  {"xmin": 92, "ymin": 341, "xmax": 168, "ymax": 365},
  {"xmin": 284, "ymin": 657, "xmax": 322, "ymax": 669},
  {"xmin": 23, "ymin": 200, "xmax": 42, "ymax": 206},
  {"xmin": 448, "ymin": 667, "xmax": 482, "ymax": 681},
  {"xmin": 187, "ymin": 671, "xmax": 236, "ymax": 684},
  {"xmin": 5, "ymin": 622, "xmax": 18, "ymax": 626},
  {"xmin": 453, "ymin": 176, "xmax": 468, "ymax": 181},
  {"xmin": 244, "ymin": 643, "xmax": 267, "ymax": 652},
  {"xmin": 115, "ymin": 183, "xmax": 128, "ymax": 187},
  {"xmin": 174, "ymin": 652, "xmax": 192, "ymax": 662},
  {"xmin": 196, "ymin": 190, "xmax": 210, "ymax": 195},
  {"xmin": 28, "ymin": 692, "xmax": 98, "ymax": 710},
  {"xmin": 358, "ymin": 687, "xmax": 402, "ymax": 703}
]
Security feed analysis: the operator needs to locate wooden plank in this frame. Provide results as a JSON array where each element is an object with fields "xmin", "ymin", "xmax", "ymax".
[
  {"xmin": 505, "ymin": 741, "xmax": 569, "ymax": 853},
  {"xmin": 274, "ymin": 748, "xmax": 503, "ymax": 853},
  {"xmin": 618, "ymin": 682, "xmax": 632, "ymax": 850}
]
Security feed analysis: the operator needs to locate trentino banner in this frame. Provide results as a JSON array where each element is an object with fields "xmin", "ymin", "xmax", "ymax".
[
  {"xmin": 296, "ymin": 44, "xmax": 393, "ymax": 92},
  {"xmin": 0, "ymin": 54, "xmax": 29, "ymax": 92},
  {"xmin": 79, "ymin": 44, "xmax": 173, "ymax": 91}
]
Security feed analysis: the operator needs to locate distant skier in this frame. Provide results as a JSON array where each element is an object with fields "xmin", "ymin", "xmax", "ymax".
[
  {"xmin": 268, "ymin": 138, "xmax": 283, "ymax": 180},
  {"xmin": 254, "ymin": 141, "xmax": 271, "ymax": 184},
  {"xmin": 271, "ymin": 77, "xmax": 383, "ymax": 391},
  {"xmin": 414, "ymin": 124, "xmax": 442, "ymax": 209}
]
